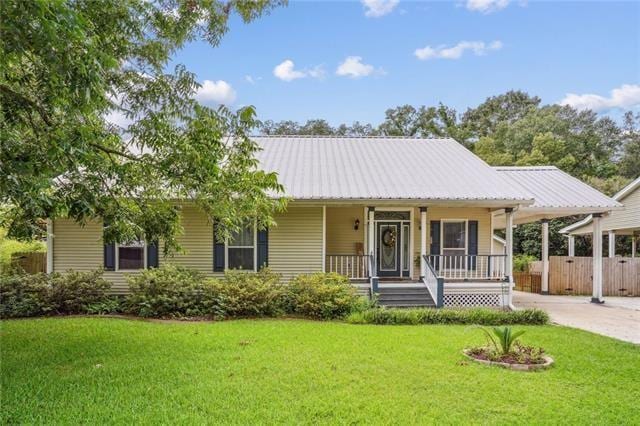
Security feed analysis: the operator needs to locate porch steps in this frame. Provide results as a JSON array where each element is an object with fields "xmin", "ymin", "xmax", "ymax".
[{"xmin": 376, "ymin": 285, "xmax": 435, "ymax": 308}]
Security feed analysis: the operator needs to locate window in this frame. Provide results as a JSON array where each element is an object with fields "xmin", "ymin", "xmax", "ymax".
[
  {"xmin": 118, "ymin": 240, "xmax": 145, "ymax": 270},
  {"xmin": 442, "ymin": 221, "xmax": 466, "ymax": 257},
  {"xmin": 227, "ymin": 225, "xmax": 255, "ymax": 270}
]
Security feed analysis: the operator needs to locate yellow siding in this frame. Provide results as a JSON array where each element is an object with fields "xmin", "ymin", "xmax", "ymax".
[
  {"xmin": 571, "ymin": 186, "xmax": 640, "ymax": 235},
  {"xmin": 325, "ymin": 207, "xmax": 365, "ymax": 255},
  {"xmin": 163, "ymin": 206, "xmax": 215, "ymax": 272},
  {"xmin": 269, "ymin": 206, "xmax": 324, "ymax": 281}
]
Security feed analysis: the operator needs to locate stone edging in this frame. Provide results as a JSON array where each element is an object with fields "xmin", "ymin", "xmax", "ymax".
[{"xmin": 462, "ymin": 349, "xmax": 554, "ymax": 371}]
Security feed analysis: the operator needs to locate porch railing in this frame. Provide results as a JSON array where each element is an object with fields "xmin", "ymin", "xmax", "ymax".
[
  {"xmin": 422, "ymin": 255, "xmax": 444, "ymax": 307},
  {"xmin": 326, "ymin": 254, "xmax": 371, "ymax": 279},
  {"xmin": 426, "ymin": 254, "xmax": 507, "ymax": 280}
]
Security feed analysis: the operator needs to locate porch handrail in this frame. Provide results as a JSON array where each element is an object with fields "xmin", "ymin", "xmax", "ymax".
[
  {"xmin": 422, "ymin": 255, "xmax": 443, "ymax": 307},
  {"xmin": 426, "ymin": 254, "xmax": 507, "ymax": 280},
  {"xmin": 325, "ymin": 254, "xmax": 371, "ymax": 279}
]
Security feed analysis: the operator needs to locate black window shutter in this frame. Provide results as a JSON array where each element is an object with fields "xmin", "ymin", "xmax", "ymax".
[
  {"xmin": 430, "ymin": 221, "xmax": 441, "ymax": 255},
  {"xmin": 257, "ymin": 228, "xmax": 268, "ymax": 269},
  {"xmin": 147, "ymin": 241, "xmax": 159, "ymax": 268},
  {"xmin": 213, "ymin": 222, "xmax": 225, "ymax": 272},
  {"xmin": 468, "ymin": 220, "xmax": 478, "ymax": 270},
  {"xmin": 103, "ymin": 222, "xmax": 115, "ymax": 271}
]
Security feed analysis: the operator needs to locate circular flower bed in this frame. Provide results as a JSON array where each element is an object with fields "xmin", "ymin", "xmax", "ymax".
[{"xmin": 463, "ymin": 343, "xmax": 554, "ymax": 371}]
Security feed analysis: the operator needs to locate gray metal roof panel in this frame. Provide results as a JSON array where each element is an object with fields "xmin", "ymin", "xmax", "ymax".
[{"xmin": 253, "ymin": 136, "xmax": 532, "ymax": 201}]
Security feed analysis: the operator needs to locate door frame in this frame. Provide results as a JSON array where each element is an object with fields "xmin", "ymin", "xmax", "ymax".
[{"xmin": 366, "ymin": 207, "xmax": 414, "ymax": 278}]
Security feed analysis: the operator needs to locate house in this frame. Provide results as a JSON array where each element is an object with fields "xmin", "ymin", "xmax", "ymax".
[
  {"xmin": 46, "ymin": 137, "xmax": 621, "ymax": 308},
  {"xmin": 561, "ymin": 176, "xmax": 640, "ymax": 258}
]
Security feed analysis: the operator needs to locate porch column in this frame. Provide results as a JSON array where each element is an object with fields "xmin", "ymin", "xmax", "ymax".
[
  {"xmin": 541, "ymin": 219, "xmax": 549, "ymax": 295},
  {"xmin": 420, "ymin": 207, "xmax": 427, "ymax": 279},
  {"xmin": 367, "ymin": 206, "xmax": 375, "ymax": 272},
  {"xmin": 632, "ymin": 234, "xmax": 637, "ymax": 258},
  {"xmin": 592, "ymin": 214, "xmax": 603, "ymax": 304},
  {"xmin": 608, "ymin": 230, "xmax": 615, "ymax": 257},
  {"xmin": 505, "ymin": 208, "xmax": 514, "ymax": 282},
  {"xmin": 568, "ymin": 235, "xmax": 575, "ymax": 257}
]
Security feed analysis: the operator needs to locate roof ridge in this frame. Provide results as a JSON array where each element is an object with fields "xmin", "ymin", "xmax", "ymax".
[{"xmin": 251, "ymin": 135, "xmax": 455, "ymax": 140}]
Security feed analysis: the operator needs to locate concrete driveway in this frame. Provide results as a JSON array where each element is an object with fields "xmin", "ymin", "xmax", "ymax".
[{"xmin": 513, "ymin": 291, "xmax": 640, "ymax": 344}]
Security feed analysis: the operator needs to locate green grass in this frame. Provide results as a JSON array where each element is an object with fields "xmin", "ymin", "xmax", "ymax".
[{"xmin": 2, "ymin": 318, "xmax": 639, "ymax": 424}]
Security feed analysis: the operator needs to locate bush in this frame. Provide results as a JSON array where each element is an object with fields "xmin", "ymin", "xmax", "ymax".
[
  {"xmin": 212, "ymin": 269, "xmax": 286, "ymax": 317},
  {"xmin": 286, "ymin": 272, "xmax": 366, "ymax": 320},
  {"xmin": 0, "ymin": 270, "xmax": 115, "ymax": 318},
  {"xmin": 125, "ymin": 265, "xmax": 219, "ymax": 318},
  {"xmin": 345, "ymin": 307, "xmax": 549, "ymax": 326},
  {"xmin": 514, "ymin": 254, "xmax": 537, "ymax": 273}
]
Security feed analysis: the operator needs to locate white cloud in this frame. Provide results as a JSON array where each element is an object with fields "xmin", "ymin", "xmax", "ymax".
[
  {"xmin": 245, "ymin": 75, "xmax": 263, "ymax": 85},
  {"xmin": 195, "ymin": 80, "xmax": 236, "ymax": 104},
  {"xmin": 559, "ymin": 84, "xmax": 640, "ymax": 112},
  {"xmin": 466, "ymin": 0, "xmax": 510, "ymax": 13},
  {"xmin": 361, "ymin": 0, "xmax": 399, "ymax": 18},
  {"xmin": 273, "ymin": 59, "xmax": 325, "ymax": 82},
  {"xmin": 335, "ymin": 56, "xmax": 379, "ymax": 78},
  {"xmin": 414, "ymin": 40, "xmax": 503, "ymax": 60}
]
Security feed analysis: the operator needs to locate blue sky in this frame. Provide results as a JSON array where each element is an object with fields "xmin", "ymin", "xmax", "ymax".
[{"xmin": 173, "ymin": 0, "xmax": 640, "ymax": 126}]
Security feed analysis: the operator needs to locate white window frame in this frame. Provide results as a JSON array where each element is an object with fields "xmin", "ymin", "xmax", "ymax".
[
  {"xmin": 225, "ymin": 223, "xmax": 258, "ymax": 272},
  {"xmin": 115, "ymin": 240, "xmax": 147, "ymax": 271},
  {"xmin": 440, "ymin": 219, "xmax": 468, "ymax": 257}
]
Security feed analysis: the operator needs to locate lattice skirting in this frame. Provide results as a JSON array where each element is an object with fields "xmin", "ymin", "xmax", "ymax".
[{"xmin": 443, "ymin": 292, "xmax": 502, "ymax": 307}]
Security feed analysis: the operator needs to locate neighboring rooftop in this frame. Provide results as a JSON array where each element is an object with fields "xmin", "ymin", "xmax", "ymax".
[{"xmin": 253, "ymin": 136, "xmax": 533, "ymax": 204}]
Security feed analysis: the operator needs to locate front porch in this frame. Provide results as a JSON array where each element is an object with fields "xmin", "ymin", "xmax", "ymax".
[{"xmin": 322, "ymin": 205, "xmax": 515, "ymax": 308}]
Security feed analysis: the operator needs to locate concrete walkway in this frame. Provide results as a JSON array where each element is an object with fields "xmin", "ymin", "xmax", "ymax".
[{"xmin": 513, "ymin": 291, "xmax": 640, "ymax": 344}]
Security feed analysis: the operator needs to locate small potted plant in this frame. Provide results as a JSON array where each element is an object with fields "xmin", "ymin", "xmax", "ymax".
[{"xmin": 463, "ymin": 326, "xmax": 554, "ymax": 371}]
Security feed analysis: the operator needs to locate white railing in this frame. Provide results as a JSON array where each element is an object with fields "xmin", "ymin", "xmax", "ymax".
[
  {"xmin": 426, "ymin": 255, "xmax": 506, "ymax": 280},
  {"xmin": 326, "ymin": 254, "xmax": 371, "ymax": 279},
  {"xmin": 422, "ymin": 255, "xmax": 443, "ymax": 307}
]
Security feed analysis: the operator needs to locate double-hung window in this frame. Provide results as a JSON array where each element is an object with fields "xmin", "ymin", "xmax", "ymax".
[
  {"xmin": 442, "ymin": 221, "xmax": 466, "ymax": 257},
  {"xmin": 117, "ymin": 240, "xmax": 146, "ymax": 270},
  {"xmin": 227, "ymin": 225, "xmax": 256, "ymax": 271}
]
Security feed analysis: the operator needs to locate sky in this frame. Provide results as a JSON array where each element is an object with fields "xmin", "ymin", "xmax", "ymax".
[{"xmin": 171, "ymin": 0, "xmax": 640, "ymax": 126}]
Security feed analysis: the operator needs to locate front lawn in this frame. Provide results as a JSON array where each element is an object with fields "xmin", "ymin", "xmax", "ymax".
[{"xmin": 2, "ymin": 318, "xmax": 638, "ymax": 424}]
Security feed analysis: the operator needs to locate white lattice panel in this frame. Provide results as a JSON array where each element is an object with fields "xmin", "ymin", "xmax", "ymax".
[{"xmin": 443, "ymin": 293, "xmax": 501, "ymax": 307}]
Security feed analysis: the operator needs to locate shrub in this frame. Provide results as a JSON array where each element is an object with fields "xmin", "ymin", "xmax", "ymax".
[
  {"xmin": 0, "ymin": 229, "xmax": 46, "ymax": 273},
  {"xmin": 286, "ymin": 272, "xmax": 365, "ymax": 320},
  {"xmin": 514, "ymin": 254, "xmax": 537, "ymax": 273},
  {"xmin": 0, "ymin": 270, "xmax": 114, "ymax": 318},
  {"xmin": 0, "ymin": 273, "xmax": 52, "ymax": 318},
  {"xmin": 125, "ymin": 265, "xmax": 220, "ymax": 318},
  {"xmin": 49, "ymin": 270, "xmax": 113, "ymax": 314},
  {"xmin": 212, "ymin": 268, "xmax": 286, "ymax": 317},
  {"xmin": 345, "ymin": 307, "xmax": 549, "ymax": 326}
]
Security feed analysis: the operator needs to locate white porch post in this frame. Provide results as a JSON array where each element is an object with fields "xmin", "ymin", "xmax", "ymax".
[
  {"xmin": 541, "ymin": 219, "xmax": 550, "ymax": 295},
  {"xmin": 367, "ymin": 206, "xmax": 376, "ymax": 272},
  {"xmin": 46, "ymin": 219, "xmax": 53, "ymax": 274},
  {"xmin": 568, "ymin": 235, "xmax": 575, "ymax": 257},
  {"xmin": 505, "ymin": 208, "xmax": 514, "ymax": 281},
  {"xmin": 321, "ymin": 206, "xmax": 326, "ymax": 272},
  {"xmin": 608, "ymin": 230, "xmax": 615, "ymax": 257},
  {"xmin": 592, "ymin": 214, "xmax": 603, "ymax": 303},
  {"xmin": 420, "ymin": 207, "xmax": 427, "ymax": 278},
  {"xmin": 632, "ymin": 234, "xmax": 637, "ymax": 258}
]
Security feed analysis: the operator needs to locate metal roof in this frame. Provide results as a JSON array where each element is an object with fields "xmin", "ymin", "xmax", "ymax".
[
  {"xmin": 253, "ymin": 136, "xmax": 533, "ymax": 203},
  {"xmin": 494, "ymin": 166, "xmax": 622, "ymax": 210}
]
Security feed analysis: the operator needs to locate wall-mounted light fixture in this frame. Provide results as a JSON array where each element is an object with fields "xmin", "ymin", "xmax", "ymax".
[{"xmin": 354, "ymin": 219, "xmax": 360, "ymax": 230}]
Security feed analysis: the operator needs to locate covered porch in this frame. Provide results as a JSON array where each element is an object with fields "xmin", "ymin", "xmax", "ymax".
[{"xmin": 322, "ymin": 204, "xmax": 516, "ymax": 308}]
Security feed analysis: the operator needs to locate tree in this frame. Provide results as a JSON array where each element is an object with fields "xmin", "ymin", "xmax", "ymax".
[
  {"xmin": 1, "ymin": 0, "xmax": 286, "ymax": 251},
  {"xmin": 377, "ymin": 104, "xmax": 466, "ymax": 142},
  {"xmin": 619, "ymin": 111, "xmax": 640, "ymax": 178}
]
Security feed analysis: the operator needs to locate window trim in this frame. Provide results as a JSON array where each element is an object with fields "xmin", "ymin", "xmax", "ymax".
[
  {"xmin": 440, "ymin": 219, "xmax": 468, "ymax": 256},
  {"xmin": 224, "ymin": 223, "xmax": 257, "ymax": 272},
  {"xmin": 115, "ymin": 240, "xmax": 147, "ymax": 271}
]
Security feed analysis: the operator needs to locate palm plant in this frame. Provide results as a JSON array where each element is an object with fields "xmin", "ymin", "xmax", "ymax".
[{"xmin": 480, "ymin": 327, "xmax": 526, "ymax": 355}]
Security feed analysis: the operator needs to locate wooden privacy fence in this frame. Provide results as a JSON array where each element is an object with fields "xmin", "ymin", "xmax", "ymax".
[
  {"xmin": 549, "ymin": 256, "xmax": 640, "ymax": 296},
  {"xmin": 10, "ymin": 252, "xmax": 47, "ymax": 274},
  {"xmin": 514, "ymin": 272, "xmax": 542, "ymax": 294}
]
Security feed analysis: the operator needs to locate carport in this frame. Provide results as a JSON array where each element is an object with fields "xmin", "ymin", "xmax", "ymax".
[{"xmin": 491, "ymin": 166, "xmax": 622, "ymax": 303}]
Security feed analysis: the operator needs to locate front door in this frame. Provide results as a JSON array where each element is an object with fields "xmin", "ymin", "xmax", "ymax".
[{"xmin": 376, "ymin": 222, "xmax": 401, "ymax": 277}]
